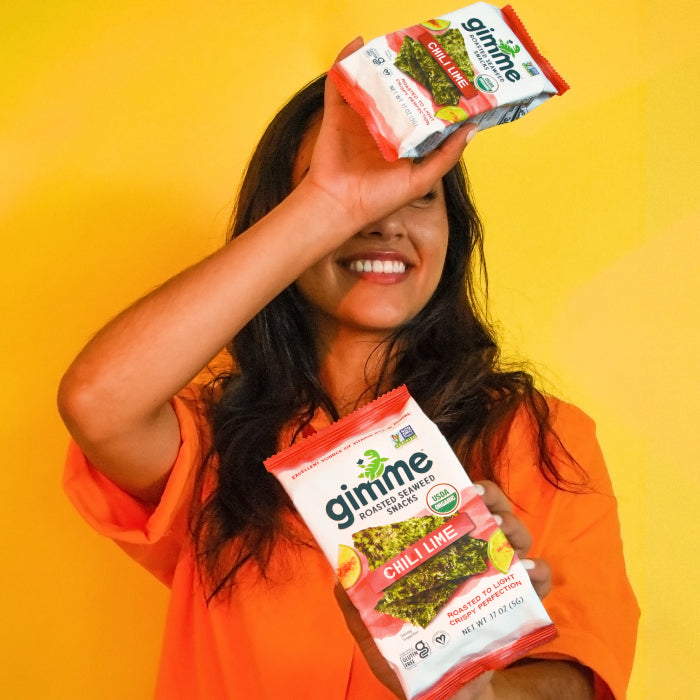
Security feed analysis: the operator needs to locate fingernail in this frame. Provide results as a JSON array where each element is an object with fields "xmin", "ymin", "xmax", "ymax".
[
  {"xmin": 465, "ymin": 124, "xmax": 478, "ymax": 144},
  {"xmin": 492, "ymin": 514, "xmax": 503, "ymax": 526},
  {"xmin": 521, "ymin": 558, "xmax": 536, "ymax": 571},
  {"xmin": 473, "ymin": 484, "xmax": 485, "ymax": 496}
]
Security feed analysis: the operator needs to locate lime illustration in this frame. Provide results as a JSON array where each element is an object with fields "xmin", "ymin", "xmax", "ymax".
[
  {"xmin": 420, "ymin": 18, "xmax": 451, "ymax": 31},
  {"xmin": 488, "ymin": 528, "xmax": 514, "ymax": 574},
  {"xmin": 336, "ymin": 544, "xmax": 362, "ymax": 589},
  {"xmin": 434, "ymin": 106, "xmax": 468, "ymax": 124}
]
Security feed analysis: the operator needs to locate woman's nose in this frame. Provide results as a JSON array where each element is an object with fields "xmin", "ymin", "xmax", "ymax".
[{"xmin": 357, "ymin": 211, "xmax": 405, "ymax": 240}]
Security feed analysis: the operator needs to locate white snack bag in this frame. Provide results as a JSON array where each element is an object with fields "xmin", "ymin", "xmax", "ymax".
[
  {"xmin": 329, "ymin": 3, "xmax": 569, "ymax": 160},
  {"xmin": 265, "ymin": 386, "xmax": 556, "ymax": 700}
]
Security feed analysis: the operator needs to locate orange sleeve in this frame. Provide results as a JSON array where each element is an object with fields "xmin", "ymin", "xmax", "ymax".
[
  {"xmin": 503, "ymin": 401, "xmax": 639, "ymax": 699},
  {"xmin": 62, "ymin": 390, "xmax": 204, "ymax": 587}
]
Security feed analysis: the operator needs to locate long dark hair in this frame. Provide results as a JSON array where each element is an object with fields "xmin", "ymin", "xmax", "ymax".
[{"xmin": 191, "ymin": 75, "xmax": 581, "ymax": 600}]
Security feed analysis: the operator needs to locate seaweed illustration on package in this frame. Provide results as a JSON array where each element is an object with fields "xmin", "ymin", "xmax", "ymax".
[
  {"xmin": 353, "ymin": 514, "xmax": 488, "ymax": 627},
  {"xmin": 376, "ymin": 579, "xmax": 466, "ymax": 629},
  {"xmin": 394, "ymin": 29, "xmax": 476, "ymax": 106},
  {"xmin": 352, "ymin": 514, "xmax": 451, "ymax": 567}
]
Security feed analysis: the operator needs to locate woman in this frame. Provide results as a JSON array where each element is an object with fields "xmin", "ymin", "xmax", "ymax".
[{"xmin": 59, "ymin": 41, "xmax": 638, "ymax": 699}]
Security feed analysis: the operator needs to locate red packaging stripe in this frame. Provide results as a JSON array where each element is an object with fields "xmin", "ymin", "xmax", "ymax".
[
  {"xmin": 501, "ymin": 5, "xmax": 570, "ymax": 95},
  {"xmin": 328, "ymin": 64, "xmax": 400, "ymax": 162},
  {"xmin": 264, "ymin": 385, "xmax": 410, "ymax": 471}
]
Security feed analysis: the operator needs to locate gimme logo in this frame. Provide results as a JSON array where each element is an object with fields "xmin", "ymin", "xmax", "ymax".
[
  {"xmin": 461, "ymin": 18, "xmax": 522, "ymax": 83},
  {"xmin": 326, "ymin": 451, "xmax": 434, "ymax": 529}
]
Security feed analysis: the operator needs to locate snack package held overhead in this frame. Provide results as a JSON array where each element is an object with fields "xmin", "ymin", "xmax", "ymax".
[
  {"xmin": 265, "ymin": 386, "xmax": 556, "ymax": 700},
  {"xmin": 329, "ymin": 3, "xmax": 569, "ymax": 160}
]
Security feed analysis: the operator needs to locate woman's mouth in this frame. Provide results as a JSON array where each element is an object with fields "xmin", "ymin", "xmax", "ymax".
[{"xmin": 346, "ymin": 259, "xmax": 407, "ymax": 274}]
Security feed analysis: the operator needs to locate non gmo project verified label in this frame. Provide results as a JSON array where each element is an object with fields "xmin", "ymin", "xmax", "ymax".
[{"xmin": 392, "ymin": 425, "xmax": 417, "ymax": 448}]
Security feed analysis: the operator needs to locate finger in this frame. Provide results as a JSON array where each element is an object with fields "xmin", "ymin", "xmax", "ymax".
[
  {"xmin": 495, "ymin": 511, "xmax": 532, "ymax": 558},
  {"xmin": 324, "ymin": 38, "xmax": 364, "ymax": 113},
  {"xmin": 474, "ymin": 480, "xmax": 513, "ymax": 517},
  {"xmin": 413, "ymin": 123, "xmax": 478, "ymax": 178},
  {"xmin": 521, "ymin": 558, "xmax": 552, "ymax": 599},
  {"xmin": 333, "ymin": 36, "xmax": 364, "ymax": 64},
  {"xmin": 475, "ymin": 480, "xmax": 531, "ymax": 557},
  {"xmin": 437, "ymin": 122, "xmax": 478, "ymax": 155}
]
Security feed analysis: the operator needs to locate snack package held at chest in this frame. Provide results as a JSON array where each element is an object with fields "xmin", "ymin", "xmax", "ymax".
[
  {"xmin": 329, "ymin": 2, "xmax": 569, "ymax": 160},
  {"xmin": 265, "ymin": 386, "xmax": 556, "ymax": 700}
]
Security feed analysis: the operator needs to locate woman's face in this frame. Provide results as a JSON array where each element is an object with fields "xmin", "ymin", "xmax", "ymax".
[{"xmin": 293, "ymin": 116, "xmax": 450, "ymax": 342}]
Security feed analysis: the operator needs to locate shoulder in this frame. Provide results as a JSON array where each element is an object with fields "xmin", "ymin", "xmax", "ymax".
[
  {"xmin": 545, "ymin": 396, "xmax": 596, "ymax": 436},
  {"xmin": 498, "ymin": 394, "xmax": 611, "ymax": 493},
  {"xmin": 545, "ymin": 397, "xmax": 612, "ymax": 490},
  {"xmin": 544, "ymin": 396, "xmax": 600, "ymax": 466},
  {"xmin": 501, "ymin": 394, "xmax": 596, "ymax": 453}
]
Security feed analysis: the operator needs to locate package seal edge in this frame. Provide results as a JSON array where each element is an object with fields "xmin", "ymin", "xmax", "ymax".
[
  {"xmin": 501, "ymin": 4, "xmax": 569, "ymax": 95},
  {"xmin": 265, "ymin": 385, "xmax": 410, "ymax": 471},
  {"xmin": 329, "ymin": 63, "xmax": 401, "ymax": 162},
  {"xmin": 414, "ymin": 622, "xmax": 557, "ymax": 700}
]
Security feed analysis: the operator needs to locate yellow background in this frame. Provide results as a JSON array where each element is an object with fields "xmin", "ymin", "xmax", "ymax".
[{"xmin": 1, "ymin": 0, "xmax": 697, "ymax": 697}]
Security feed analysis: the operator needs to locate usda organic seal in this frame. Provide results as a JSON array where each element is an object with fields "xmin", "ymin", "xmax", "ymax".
[
  {"xmin": 474, "ymin": 73, "xmax": 499, "ymax": 93},
  {"xmin": 426, "ymin": 483, "xmax": 460, "ymax": 515}
]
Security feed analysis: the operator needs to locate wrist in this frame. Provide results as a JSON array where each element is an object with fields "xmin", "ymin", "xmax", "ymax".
[
  {"xmin": 489, "ymin": 660, "xmax": 594, "ymax": 700},
  {"xmin": 286, "ymin": 175, "xmax": 364, "ymax": 246}
]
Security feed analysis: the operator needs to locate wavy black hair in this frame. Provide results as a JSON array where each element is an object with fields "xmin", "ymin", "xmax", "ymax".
[{"xmin": 191, "ymin": 75, "xmax": 579, "ymax": 600}]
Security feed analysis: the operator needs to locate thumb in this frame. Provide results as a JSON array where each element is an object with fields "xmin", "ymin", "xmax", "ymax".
[
  {"xmin": 325, "ymin": 38, "xmax": 364, "ymax": 111},
  {"xmin": 333, "ymin": 36, "xmax": 364, "ymax": 64}
]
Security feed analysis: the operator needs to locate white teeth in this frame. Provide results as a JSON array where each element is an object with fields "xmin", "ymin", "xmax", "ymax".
[{"xmin": 348, "ymin": 259, "xmax": 406, "ymax": 274}]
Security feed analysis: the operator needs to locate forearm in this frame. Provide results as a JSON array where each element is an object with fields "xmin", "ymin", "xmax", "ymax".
[
  {"xmin": 61, "ymin": 185, "xmax": 352, "ymax": 417},
  {"xmin": 488, "ymin": 659, "xmax": 594, "ymax": 699},
  {"xmin": 57, "ymin": 182, "xmax": 357, "ymax": 497}
]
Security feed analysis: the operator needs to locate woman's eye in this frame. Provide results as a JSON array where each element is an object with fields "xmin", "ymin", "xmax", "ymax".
[{"xmin": 412, "ymin": 190, "xmax": 438, "ymax": 207}]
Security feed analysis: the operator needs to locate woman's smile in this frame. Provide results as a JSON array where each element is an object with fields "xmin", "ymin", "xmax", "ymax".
[{"xmin": 340, "ymin": 250, "xmax": 410, "ymax": 281}]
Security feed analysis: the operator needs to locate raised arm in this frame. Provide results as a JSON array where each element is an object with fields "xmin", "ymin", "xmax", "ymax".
[{"xmin": 57, "ymin": 41, "xmax": 476, "ymax": 504}]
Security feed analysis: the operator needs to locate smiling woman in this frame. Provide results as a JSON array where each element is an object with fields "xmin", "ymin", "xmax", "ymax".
[{"xmin": 57, "ymin": 37, "xmax": 637, "ymax": 700}]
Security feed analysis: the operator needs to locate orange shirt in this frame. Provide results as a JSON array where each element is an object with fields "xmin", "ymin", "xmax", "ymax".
[{"xmin": 63, "ymin": 391, "xmax": 638, "ymax": 699}]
